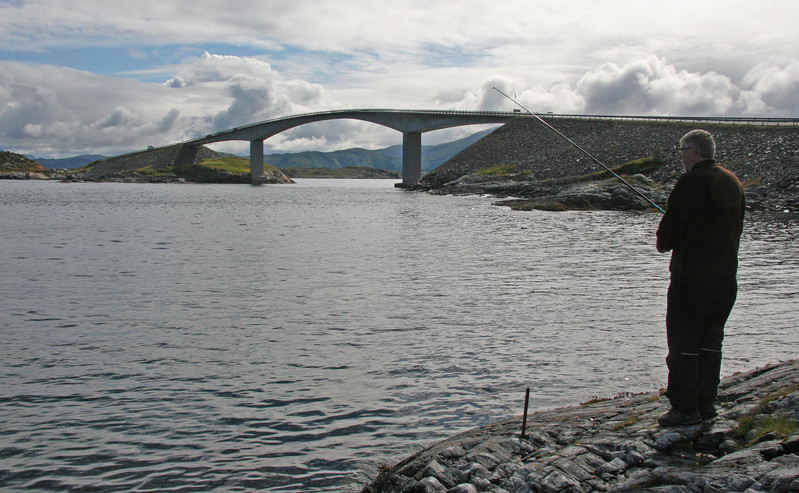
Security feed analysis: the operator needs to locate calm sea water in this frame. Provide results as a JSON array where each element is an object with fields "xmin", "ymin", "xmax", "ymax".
[{"xmin": 1, "ymin": 179, "xmax": 797, "ymax": 492}]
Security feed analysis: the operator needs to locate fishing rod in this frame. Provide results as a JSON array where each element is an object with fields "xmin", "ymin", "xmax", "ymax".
[{"xmin": 492, "ymin": 87, "xmax": 665, "ymax": 213}]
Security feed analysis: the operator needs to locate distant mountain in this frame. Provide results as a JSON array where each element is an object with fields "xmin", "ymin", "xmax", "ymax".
[
  {"xmin": 266, "ymin": 127, "xmax": 496, "ymax": 172},
  {"xmin": 265, "ymin": 147, "xmax": 399, "ymax": 171},
  {"xmin": 280, "ymin": 166, "xmax": 400, "ymax": 179},
  {"xmin": 28, "ymin": 154, "xmax": 107, "ymax": 169},
  {"xmin": 378, "ymin": 128, "xmax": 495, "ymax": 171}
]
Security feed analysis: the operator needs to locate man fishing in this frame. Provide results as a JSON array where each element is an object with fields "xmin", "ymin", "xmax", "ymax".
[{"xmin": 656, "ymin": 129, "xmax": 745, "ymax": 427}]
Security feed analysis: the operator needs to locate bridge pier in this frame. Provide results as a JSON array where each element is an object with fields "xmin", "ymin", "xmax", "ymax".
[
  {"xmin": 249, "ymin": 139, "xmax": 265, "ymax": 183},
  {"xmin": 402, "ymin": 131, "xmax": 422, "ymax": 185}
]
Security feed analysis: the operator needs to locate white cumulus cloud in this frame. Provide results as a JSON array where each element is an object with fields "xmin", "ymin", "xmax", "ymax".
[
  {"xmin": 574, "ymin": 57, "xmax": 778, "ymax": 117},
  {"xmin": 2, "ymin": 0, "xmax": 799, "ymax": 157}
]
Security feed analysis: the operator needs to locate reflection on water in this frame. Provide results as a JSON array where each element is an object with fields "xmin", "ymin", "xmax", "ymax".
[{"xmin": 1, "ymin": 181, "xmax": 797, "ymax": 491}]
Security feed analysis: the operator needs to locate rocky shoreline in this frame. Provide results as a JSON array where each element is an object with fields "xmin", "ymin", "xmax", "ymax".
[
  {"xmin": 412, "ymin": 118, "xmax": 799, "ymax": 213},
  {"xmin": 363, "ymin": 360, "xmax": 799, "ymax": 493}
]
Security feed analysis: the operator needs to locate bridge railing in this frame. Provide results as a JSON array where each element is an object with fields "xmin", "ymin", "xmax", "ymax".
[{"xmin": 548, "ymin": 113, "xmax": 799, "ymax": 125}]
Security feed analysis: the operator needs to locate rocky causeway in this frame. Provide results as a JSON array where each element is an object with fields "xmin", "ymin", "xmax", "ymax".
[{"xmin": 363, "ymin": 360, "xmax": 799, "ymax": 492}]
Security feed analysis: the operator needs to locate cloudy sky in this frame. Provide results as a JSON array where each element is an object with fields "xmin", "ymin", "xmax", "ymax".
[{"xmin": 2, "ymin": 0, "xmax": 798, "ymax": 158}]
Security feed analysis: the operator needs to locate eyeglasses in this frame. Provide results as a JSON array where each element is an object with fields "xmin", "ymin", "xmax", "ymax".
[{"xmin": 676, "ymin": 146, "xmax": 693, "ymax": 153}]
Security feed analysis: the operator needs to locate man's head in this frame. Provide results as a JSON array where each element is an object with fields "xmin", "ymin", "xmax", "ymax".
[{"xmin": 679, "ymin": 129, "xmax": 715, "ymax": 171}]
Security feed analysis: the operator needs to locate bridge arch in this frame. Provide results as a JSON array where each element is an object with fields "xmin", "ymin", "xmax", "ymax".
[{"xmin": 187, "ymin": 109, "xmax": 525, "ymax": 184}]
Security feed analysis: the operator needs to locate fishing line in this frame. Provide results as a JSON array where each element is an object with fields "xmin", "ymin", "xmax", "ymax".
[{"xmin": 492, "ymin": 87, "xmax": 665, "ymax": 213}]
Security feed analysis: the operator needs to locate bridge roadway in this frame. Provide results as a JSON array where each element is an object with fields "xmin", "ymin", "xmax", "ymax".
[
  {"xmin": 185, "ymin": 109, "xmax": 799, "ymax": 185},
  {"xmin": 187, "ymin": 109, "xmax": 527, "ymax": 184}
]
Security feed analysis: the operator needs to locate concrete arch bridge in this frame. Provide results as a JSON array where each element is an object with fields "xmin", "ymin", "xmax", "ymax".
[{"xmin": 186, "ymin": 109, "xmax": 528, "ymax": 185}]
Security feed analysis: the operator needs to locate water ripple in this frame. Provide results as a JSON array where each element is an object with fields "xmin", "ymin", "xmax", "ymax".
[{"xmin": 1, "ymin": 182, "xmax": 798, "ymax": 491}]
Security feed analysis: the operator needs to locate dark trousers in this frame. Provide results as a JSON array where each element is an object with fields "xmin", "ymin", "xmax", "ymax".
[{"xmin": 665, "ymin": 279, "xmax": 737, "ymax": 412}]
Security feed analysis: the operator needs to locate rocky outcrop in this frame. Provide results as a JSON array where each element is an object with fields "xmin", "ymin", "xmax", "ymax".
[
  {"xmin": 413, "ymin": 118, "xmax": 799, "ymax": 212},
  {"xmin": 0, "ymin": 171, "xmax": 51, "ymax": 180},
  {"xmin": 364, "ymin": 360, "xmax": 799, "ymax": 493},
  {"xmin": 252, "ymin": 167, "xmax": 295, "ymax": 184},
  {"xmin": 437, "ymin": 172, "xmax": 669, "ymax": 212}
]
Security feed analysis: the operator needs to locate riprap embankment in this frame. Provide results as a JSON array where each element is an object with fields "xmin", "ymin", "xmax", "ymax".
[{"xmin": 413, "ymin": 118, "xmax": 799, "ymax": 213}]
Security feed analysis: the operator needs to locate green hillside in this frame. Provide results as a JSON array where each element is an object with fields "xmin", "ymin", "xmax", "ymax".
[
  {"xmin": 1, "ymin": 150, "xmax": 49, "ymax": 172},
  {"xmin": 65, "ymin": 146, "xmax": 292, "ymax": 184}
]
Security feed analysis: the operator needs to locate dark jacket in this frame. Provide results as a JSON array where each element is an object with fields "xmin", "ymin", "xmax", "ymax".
[{"xmin": 656, "ymin": 159, "xmax": 745, "ymax": 284}]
